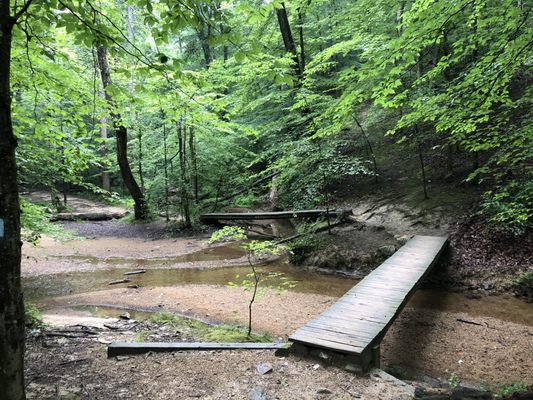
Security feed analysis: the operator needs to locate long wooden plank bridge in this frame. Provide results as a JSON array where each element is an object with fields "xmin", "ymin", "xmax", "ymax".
[
  {"xmin": 289, "ymin": 235, "xmax": 448, "ymax": 371},
  {"xmin": 199, "ymin": 209, "xmax": 351, "ymax": 222}
]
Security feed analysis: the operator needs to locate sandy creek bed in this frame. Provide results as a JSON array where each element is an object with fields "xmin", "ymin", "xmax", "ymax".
[{"xmin": 21, "ymin": 225, "xmax": 533, "ymax": 399}]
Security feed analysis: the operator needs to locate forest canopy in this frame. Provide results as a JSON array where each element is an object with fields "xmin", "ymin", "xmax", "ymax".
[{"xmin": 10, "ymin": 0, "xmax": 533, "ymax": 232}]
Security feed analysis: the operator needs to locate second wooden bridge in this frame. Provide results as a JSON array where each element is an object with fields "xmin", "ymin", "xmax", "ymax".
[
  {"xmin": 289, "ymin": 235, "xmax": 448, "ymax": 371},
  {"xmin": 200, "ymin": 209, "xmax": 351, "ymax": 222}
]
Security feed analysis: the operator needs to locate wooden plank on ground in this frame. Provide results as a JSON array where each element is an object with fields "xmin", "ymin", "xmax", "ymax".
[{"xmin": 108, "ymin": 342, "xmax": 290, "ymax": 357}]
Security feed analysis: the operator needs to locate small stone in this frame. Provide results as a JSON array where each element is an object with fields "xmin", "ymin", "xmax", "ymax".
[
  {"xmin": 378, "ymin": 245, "xmax": 396, "ymax": 257},
  {"xmin": 317, "ymin": 388, "xmax": 333, "ymax": 395},
  {"xmin": 318, "ymin": 351, "xmax": 330, "ymax": 361},
  {"xmin": 256, "ymin": 362, "xmax": 273, "ymax": 375},
  {"xmin": 116, "ymin": 356, "xmax": 129, "ymax": 361},
  {"xmin": 344, "ymin": 363, "xmax": 362, "ymax": 374},
  {"xmin": 250, "ymin": 387, "xmax": 267, "ymax": 400},
  {"xmin": 119, "ymin": 312, "xmax": 131, "ymax": 320},
  {"xmin": 313, "ymin": 364, "xmax": 320, "ymax": 370},
  {"xmin": 396, "ymin": 235, "xmax": 411, "ymax": 245}
]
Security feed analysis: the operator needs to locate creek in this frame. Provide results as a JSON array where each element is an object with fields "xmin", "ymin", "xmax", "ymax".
[{"xmin": 23, "ymin": 245, "xmax": 533, "ymax": 327}]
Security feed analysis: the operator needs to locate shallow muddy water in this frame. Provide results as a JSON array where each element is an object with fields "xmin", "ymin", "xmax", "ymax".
[
  {"xmin": 56, "ymin": 242, "xmax": 246, "ymax": 266},
  {"xmin": 25, "ymin": 253, "xmax": 533, "ymax": 326}
]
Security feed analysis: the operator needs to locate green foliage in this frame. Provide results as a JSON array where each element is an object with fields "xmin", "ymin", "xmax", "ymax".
[
  {"xmin": 10, "ymin": 0, "xmax": 531, "ymax": 238},
  {"xmin": 448, "ymin": 373, "xmax": 461, "ymax": 389},
  {"xmin": 134, "ymin": 330, "xmax": 151, "ymax": 342},
  {"xmin": 234, "ymin": 192, "xmax": 263, "ymax": 208},
  {"xmin": 481, "ymin": 180, "xmax": 532, "ymax": 235},
  {"xmin": 20, "ymin": 198, "xmax": 75, "ymax": 244},
  {"xmin": 208, "ymin": 226, "xmax": 247, "ymax": 244},
  {"xmin": 276, "ymin": 138, "xmax": 371, "ymax": 209},
  {"xmin": 288, "ymin": 234, "xmax": 325, "ymax": 265},
  {"xmin": 148, "ymin": 311, "xmax": 270, "ymax": 342},
  {"xmin": 228, "ymin": 269, "xmax": 297, "ymax": 300},
  {"xmin": 496, "ymin": 381, "xmax": 529, "ymax": 397},
  {"xmin": 25, "ymin": 303, "xmax": 43, "ymax": 328},
  {"xmin": 512, "ymin": 272, "xmax": 533, "ymax": 300},
  {"xmin": 202, "ymin": 324, "xmax": 272, "ymax": 343}
]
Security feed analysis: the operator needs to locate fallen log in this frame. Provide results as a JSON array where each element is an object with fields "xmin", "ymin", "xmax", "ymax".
[
  {"xmin": 109, "ymin": 279, "xmax": 131, "ymax": 285},
  {"xmin": 51, "ymin": 211, "xmax": 129, "ymax": 221},
  {"xmin": 123, "ymin": 270, "xmax": 146, "ymax": 276}
]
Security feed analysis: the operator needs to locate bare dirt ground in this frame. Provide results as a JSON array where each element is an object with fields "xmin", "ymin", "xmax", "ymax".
[
  {"xmin": 40, "ymin": 284, "xmax": 533, "ymax": 386},
  {"xmin": 25, "ymin": 337, "xmax": 412, "ymax": 400},
  {"xmin": 20, "ymin": 193, "xmax": 533, "ymax": 398}
]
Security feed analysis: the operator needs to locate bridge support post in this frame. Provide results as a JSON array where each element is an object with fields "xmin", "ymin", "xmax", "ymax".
[{"xmin": 372, "ymin": 345, "xmax": 381, "ymax": 369}]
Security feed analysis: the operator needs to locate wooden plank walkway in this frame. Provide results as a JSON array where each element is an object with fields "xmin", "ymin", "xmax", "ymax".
[
  {"xmin": 289, "ymin": 235, "xmax": 448, "ymax": 370},
  {"xmin": 200, "ymin": 209, "xmax": 351, "ymax": 222}
]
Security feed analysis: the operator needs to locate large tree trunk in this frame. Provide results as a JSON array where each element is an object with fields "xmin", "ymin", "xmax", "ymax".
[
  {"xmin": 189, "ymin": 125, "xmax": 198, "ymax": 201},
  {"xmin": 276, "ymin": 3, "xmax": 302, "ymax": 80},
  {"xmin": 0, "ymin": 6, "xmax": 26, "ymax": 399},
  {"xmin": 297, "ymin": 8, "xmax": 305, "ymax": 73},
  {"xmin": 99, "ymin": 112, "xmax": 111, "ymax": 191},
  {"xmin": 176, "ymin": 118, "xmax": 191, "ymax": 227},
  {"xmin": 96, "ymin": 46, "xmax": 147, "ymax": 219}
]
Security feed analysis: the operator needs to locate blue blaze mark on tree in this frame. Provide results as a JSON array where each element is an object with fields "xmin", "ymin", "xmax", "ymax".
[{"xmin": 0, "ymin": 219, "xmax": 4, "ymax": 237}]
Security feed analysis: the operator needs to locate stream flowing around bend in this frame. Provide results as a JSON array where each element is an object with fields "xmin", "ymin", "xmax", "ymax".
[{"xmin": 23, "ymin": 247, "xmax": 533, "ymax": 327}]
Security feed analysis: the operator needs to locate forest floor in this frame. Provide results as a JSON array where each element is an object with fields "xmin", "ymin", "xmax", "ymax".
[{"xmin": 22, "ymin": 203, "xmax": 533, "ymax": 399}]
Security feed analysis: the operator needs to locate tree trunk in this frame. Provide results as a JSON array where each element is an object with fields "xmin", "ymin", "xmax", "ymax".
[
  {"xmin": 176, "ymin": 118, "xmax": 191, "ymax": 226},
  {"xmin": 99, "ymin": 113, "xmax": 111, "ymax": 191},
  {"xmin": 417, "ymin": 139, "xmax": 429, "ymax": 200},
  {"xmin": 96, "ymin": 46, "xmax": 147, "ymax": 219},
  {"xmin": 354, "ymin": 117, "xmax": 378, "ymax": 183},
  {"xmin": 0, "ymin": 6, "xmax": 26, "ymax": 399},
  {"xmin": 197, "ymin": 27, "xmax": 212, "ymax": 68},
  {"xmin": 189, "ymin": 125, "xmax": 198, "ymax": 201},
  {"xmin": 196, "ymin": 5, "xmax": 213, "ymax": 68},
  {"xmin": 276, "ymin": 3, "xmax": 302, "ymax": 80},
  {"xmin": 297, "ymin": 8, "xmax": 305, "ymax": 73},
  {"xmin": 163, "ymin": 119, "xmax": 169, "ymax": 222}
]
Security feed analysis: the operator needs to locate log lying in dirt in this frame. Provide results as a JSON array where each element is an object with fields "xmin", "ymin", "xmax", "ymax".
[
  {"xmin": 51, "ymin": 211, "xmax": 129, "ymax": 221},
  {"xmin": 123, "ymin": 270, "xmax": 146, "ymax": 276},
  {"xmin": 108, "ymin": 279, "xmax": 132, "ymax": 285},
  {"xmin": 107, "ymin": 342, "xmax": 291, "ymax": 357},
  {"xmin": 200, "ymin": 209, "xmax": 352, "ymax": 222}
]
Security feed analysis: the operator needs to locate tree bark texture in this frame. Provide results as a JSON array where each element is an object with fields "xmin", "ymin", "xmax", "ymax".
[
  {"xmin": 297, "ymin": 9, "xmax": 305, "ymax": 73},
  {"xmin": 0, "ymin": 4, "xmax": 26, "ymax": 399},
  {"xmin": 96, "ymin": 46, "xmax": 147, "ymax": 219},
  {"xmin": 176, "ymin": 118, "xmax": 191, "ymax": 226},
  {"xmin": 99, "ymin": 113, "xmax": 111, "ymax": 191},
  {"xmin": 276, "ymin": 3, "xmax": 302, "ymax": 80},
  {"xmin": 189, "ymin": 125, "xmax": 198, "ymax": 201}
]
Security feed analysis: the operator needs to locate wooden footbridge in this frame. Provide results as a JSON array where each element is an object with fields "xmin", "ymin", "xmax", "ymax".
[
  {"xmin": 289, "ymin": 235, "xmax": 448, "ymax": 371},
  {"xmin": 199, "ymin": 209, "xmax": 351, "ymax": 222}
]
